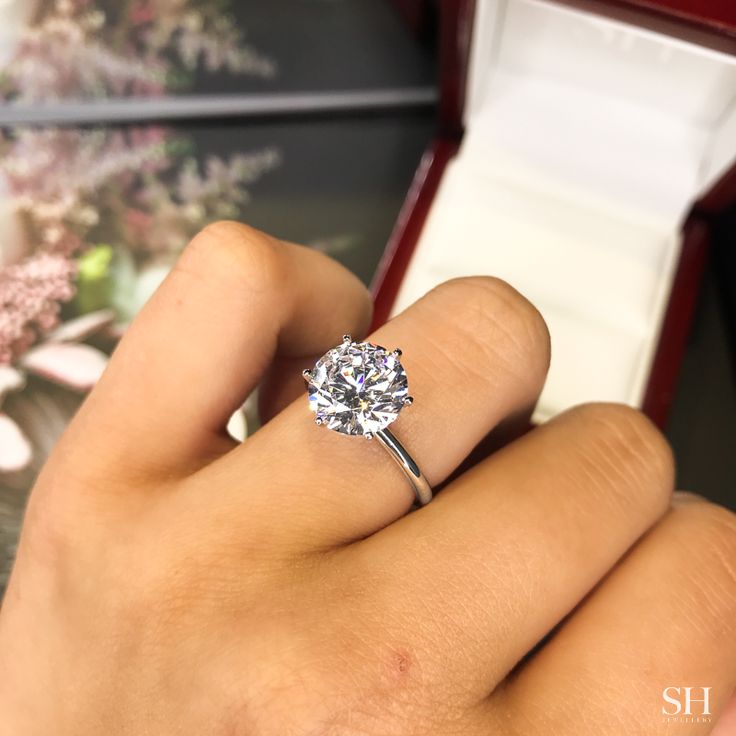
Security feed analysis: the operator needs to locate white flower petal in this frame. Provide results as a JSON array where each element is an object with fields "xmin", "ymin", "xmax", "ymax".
[
  {"xmin": 47, "ymin": 309, "xmax": 116, "ymax": 343},
  {"xmin": 0, "ymin": 365, "xmax": 25, "ymax": 404},
  {"xmin": 21, "ymin": 343, "xmax": 108, "ymax": 391},
  {"xmin": 0, "ymin": 413, "xmax": 32, "ymax": 473}
]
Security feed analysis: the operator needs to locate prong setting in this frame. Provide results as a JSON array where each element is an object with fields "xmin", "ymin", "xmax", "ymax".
[
  {"xmin": 403, "ymin": 396, "xmax": 414, "ymax": 406},
  {"xmin": 305, "ymin": 337, "xmax": 410, "ymax": 437},
  {"xmin": 392, "ymin": 348, "xmax": 402, "ymax": 357}
]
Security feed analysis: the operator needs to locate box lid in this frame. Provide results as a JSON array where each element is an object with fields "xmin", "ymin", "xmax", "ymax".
[
  {"xmin": 565, "ymin": 1, "xmax": 736, "ymax": 40},
  {"xmin": 460, "ymin": 0, "xmax": 736, "ymax": 226},
  {"xmin": 438, "ymin": 0, "xmax": 736, "ymax": 133}
]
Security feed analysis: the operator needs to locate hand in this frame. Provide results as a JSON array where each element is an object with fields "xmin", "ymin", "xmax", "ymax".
[{"xmin": 1, "ymin": 222, "xmax": 734, "ymax": 736}]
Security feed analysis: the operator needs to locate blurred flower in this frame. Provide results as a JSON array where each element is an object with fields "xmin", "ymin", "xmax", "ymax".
[
  {"xmin": 0, "ymin": 126, "xmax": 280, "ymax": 354},
  {"xmin": 3, "ymin": 4, "xmax": 165, "ymax": 101},
  {"xmin": 1, "ymin": 0, "xmax": 276, "ymax": 102},
  {"xmin": 0, "ymin": 309, "xmax": 113, "ymax": 472},
  {"xmin": 0, "ymin": 251, "xmax": 77, "ymax": 365},
  {"xmin": 131, "ymin": 147, "xmax": 281, "ymax": 256},
  {"xmin": 175, "ymin": 13, "xmax": 275, "ymax": 77},
  {"xmin": 20, "ymin": 309, "xmax": 112, "ymax": 391},
  {"xmin": 1, "ymin": 127, "xmax": 169, "ymax": 230},
  {"xmin": 0, "ymin": 366, "xmax": 30, "ymax": 473}
]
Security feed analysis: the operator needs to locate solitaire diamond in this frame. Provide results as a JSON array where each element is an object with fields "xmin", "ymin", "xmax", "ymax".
[{"xmin": 304, "ymin": 335, "xmax": 412, "ymax": 438}]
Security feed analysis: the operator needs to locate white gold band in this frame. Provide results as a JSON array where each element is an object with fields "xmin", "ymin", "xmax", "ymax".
[{"xmin": 375, "ymin": 428, "xmax": 433, "ymax": 506}]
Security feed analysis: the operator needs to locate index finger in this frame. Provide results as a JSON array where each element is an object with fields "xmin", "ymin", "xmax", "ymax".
[{"xmin": 57, "ymin": 221, "xmax": 372, "ymax": 485}]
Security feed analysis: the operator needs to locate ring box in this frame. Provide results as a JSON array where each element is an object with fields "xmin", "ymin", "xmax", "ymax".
[{"xmin": 374, "ymin": 0, "xmax": 736, "ymax": 428}]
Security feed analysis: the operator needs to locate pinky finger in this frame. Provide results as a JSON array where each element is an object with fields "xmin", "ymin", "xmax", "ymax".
[{"xmin": 491, "ymin": 494, "xmax": 736, "ymax": 736}]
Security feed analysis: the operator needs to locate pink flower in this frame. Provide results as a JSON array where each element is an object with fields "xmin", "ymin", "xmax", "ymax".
[
  {"xmin": 0, "ymin": 310, "xmax": 113, "ymax": 473},
  {"xmin": 0, "ymin": 0, "xmax": 276, "ymax": 103},
  {"xmin": 0, "ymin": 366, "xmax": 31, "ymax": 473},
  {"xmin": 125, "ymin": 208, "xmax": 155, "ymax": 240},
  {"xmin": 130, "ymin": 2, "xmax": 157, "ymax": 26},
  {"xmin": 0, "ymin": 252, "xmax": 77, "ymax": 365},
  {"xmin": 3, "ymin": 9, "xmax": 166, "ymax": 102}
]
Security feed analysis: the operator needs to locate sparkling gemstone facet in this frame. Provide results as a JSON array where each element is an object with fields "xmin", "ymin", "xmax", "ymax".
[{"xmin": 306, "ymin": 339, "xmax": 409, "ymax": 436}]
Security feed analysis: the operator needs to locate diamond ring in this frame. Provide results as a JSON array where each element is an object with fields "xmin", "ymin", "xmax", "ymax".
[{"xmin": 303, "ymin": 335, "xmax": 433, "ymax": 506}]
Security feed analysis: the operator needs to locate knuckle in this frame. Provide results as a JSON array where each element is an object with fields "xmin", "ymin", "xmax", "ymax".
[
  {"xmin": 566, "ymin": 402, "xmax": 674, "ymax": 514},
  {"xmin": 179, "ymin": 220, "xmax": 285, "ymax": 292},
  {"xmin": 19, "ymin": 466, "xmax": 114, "ymax": 571},
  {"xmin": 427, "ymin": 276, "xmax": 551, "ymax": 378},
  {"xmin": 16, "ymin": 493, "xmax": 75, "ymax": 573}
]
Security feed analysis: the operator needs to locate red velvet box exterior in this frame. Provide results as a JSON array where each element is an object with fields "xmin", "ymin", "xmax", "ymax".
[{"xmin": 375, "ymin": 0, "xmax": 736, "ymax": 429}]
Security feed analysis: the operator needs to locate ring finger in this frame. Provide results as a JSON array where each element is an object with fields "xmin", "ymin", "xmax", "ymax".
[{"xmin": 197, "ymin": 276, "xmax": 551, "ymax": 547}]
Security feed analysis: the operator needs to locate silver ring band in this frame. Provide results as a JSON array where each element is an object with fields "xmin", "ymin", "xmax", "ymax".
[{"xmin": 375, "ymin": 428, "xmax": 433, "ymax": 506}]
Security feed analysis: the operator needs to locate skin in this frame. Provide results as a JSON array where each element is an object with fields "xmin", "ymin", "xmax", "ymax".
[{"xmin": 0, "ymin": 221, "xmax": 735, "ymax": 735}]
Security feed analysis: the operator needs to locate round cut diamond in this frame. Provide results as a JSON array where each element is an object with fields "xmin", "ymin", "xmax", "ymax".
[{"xmin": 306, "ymin": 339, "xmax": 409, "ymax": 436}]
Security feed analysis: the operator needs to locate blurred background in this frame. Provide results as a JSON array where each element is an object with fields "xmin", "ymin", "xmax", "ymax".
[{"xmin": 0, "ymin": 0, "xmax": 733, "ymax": 593}]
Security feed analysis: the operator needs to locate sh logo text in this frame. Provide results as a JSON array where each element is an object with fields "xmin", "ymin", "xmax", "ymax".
[{"xmin": 662, "ymin": 687, "xmax": 712, "ymax": 716}]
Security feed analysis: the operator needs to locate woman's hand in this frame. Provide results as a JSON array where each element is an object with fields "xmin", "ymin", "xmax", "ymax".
[{"xmin": 1, "ymin": 222, "xmax": 735, "ymax": 735}]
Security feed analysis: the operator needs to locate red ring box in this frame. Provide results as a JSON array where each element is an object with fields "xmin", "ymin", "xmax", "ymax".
[{"xmin": 373, "ymin": 0, "xmax": 736, "ymax": 429}]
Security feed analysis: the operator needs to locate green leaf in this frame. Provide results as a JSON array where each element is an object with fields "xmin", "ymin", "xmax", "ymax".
[
  {"xmin": 74, "ymin": 244, "xmax": 115, "ymax": 314},
  {"xmin": 77, "ymin": 244, "xmax": 114, "ymax": 281}
]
